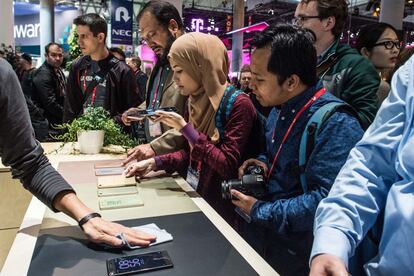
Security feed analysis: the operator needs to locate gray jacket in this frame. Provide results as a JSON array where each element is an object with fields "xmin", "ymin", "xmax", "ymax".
[{"xmin": 0, "ymin": 58, "xmax": 73, "ymax": 211}]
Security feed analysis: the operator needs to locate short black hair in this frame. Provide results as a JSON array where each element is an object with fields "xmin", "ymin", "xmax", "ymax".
[
  {"xmin": 240, "ymin": 64, "xmax": 251, "ymax": 73},
  {"xmin": 250, "ymin": 24, "xmax": 317, "ymax": 86},
  {"xmin": 73, "ymin": 13, "xmax": 107, "ymax": 40},
  {"xmin": 355, "ymin": 22, "xmax": 398, "ymax": 53},
  {"xmin": 21, "ymin": 53, "xmax": 32, "ymax": 63},
  {"xmin": 45, "ymin": 42, "xmax": 63, "ymax": 54},
  {"xmin": 109, "ymin": 47, "xmax": 126, "ymax": 60},
  {"xmin": 137, "ymin": 0, "xmax": 183, "ymax": 31},
  {"xmin": 129, "ymin": 56, "xmax": 142, "ymax": 68}
]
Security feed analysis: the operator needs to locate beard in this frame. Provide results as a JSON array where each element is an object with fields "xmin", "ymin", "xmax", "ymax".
[{"xmin": 156, "ymin": 32, "xmax": 175, "ymax": 66}]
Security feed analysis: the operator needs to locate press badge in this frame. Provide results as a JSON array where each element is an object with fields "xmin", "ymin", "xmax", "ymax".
[
  {"xmin": 186, "ymin": 166, "xmax": 200, "ymax": 190},
  {"xmin": 148, "ymin": 120, "xmax": 162, "ymax": 137}
]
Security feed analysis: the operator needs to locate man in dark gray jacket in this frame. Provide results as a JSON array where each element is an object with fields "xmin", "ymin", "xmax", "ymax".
[{"xmin": 0, "ymin": 58, "xmax": 155, "ymax": 246}]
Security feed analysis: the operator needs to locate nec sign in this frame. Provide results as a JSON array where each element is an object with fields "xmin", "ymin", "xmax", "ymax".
[
  {"xmin": 111, "ymin": 0, "xmax": 133, "ymax": 46},
  {"xmin": 112, "ymin": 29, "xmax": 132, "ymax": 37}
]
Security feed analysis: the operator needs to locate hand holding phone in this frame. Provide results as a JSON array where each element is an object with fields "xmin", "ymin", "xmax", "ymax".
[
  {"xmin": 152, "ymin": 110, "xmax": 187, "ymax": 131},
  {"xmin": 126, "ymin": 107, "xmax": 179, "ymax": 121}
]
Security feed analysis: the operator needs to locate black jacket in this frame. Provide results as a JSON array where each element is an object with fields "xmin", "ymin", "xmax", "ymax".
[
  {"xmin": 32, "ymin": 61, "xmax": 65, "ymax": 125},
  {"xmin": 63, "ymin": 54, "xmax": 140, "ymax": 124},
  {"xmin": 0, "ymin": 58, "xmax": 74, "ymax": 210}
]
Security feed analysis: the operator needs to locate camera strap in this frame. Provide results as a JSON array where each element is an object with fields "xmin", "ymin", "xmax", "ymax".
[{"xmin": 267, "ymin": 87, "xmax": 327, "ymax": 180}]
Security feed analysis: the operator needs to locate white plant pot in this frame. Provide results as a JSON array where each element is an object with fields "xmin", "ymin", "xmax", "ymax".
[{"xmin": 77, "ymin": 130, "xmax": 104, "ymax": 154}]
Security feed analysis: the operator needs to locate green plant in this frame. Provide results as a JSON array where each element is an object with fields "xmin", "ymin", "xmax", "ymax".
[
  {"xmin": 65, "ymin": 25, "xmax": 82, "ymax": 71},
  {"xmin": 54, "ymin": 106, "xmax": 138, "ymax": 149}
]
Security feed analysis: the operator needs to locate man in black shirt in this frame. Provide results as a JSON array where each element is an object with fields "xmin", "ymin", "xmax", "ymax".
[
  {"xmin": 127, "ymin": 56, "xmax": 147, "ymax": 104},
  {"xmin": 63, "ymin": 14, "xmax": 140, "ymax": 124},
  {"xmin": 32, "ymin": 43, "xmax": 66, "ymax": 129},
  {"xmin": 0, "ymin": 57, "xmax": 155, "ymax": 246}
]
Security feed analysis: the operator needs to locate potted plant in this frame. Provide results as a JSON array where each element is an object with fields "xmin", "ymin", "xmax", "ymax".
[{"xmin": 54, "ymin": 106, "xmax": 137, "ymax": 154}]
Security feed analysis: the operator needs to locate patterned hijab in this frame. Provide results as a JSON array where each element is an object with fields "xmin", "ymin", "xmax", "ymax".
[{"xmin": 168, "ymin": 32, "xmax": 229, "ymax": 142}]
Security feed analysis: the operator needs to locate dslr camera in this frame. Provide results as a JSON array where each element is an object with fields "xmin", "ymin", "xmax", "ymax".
[{"xmin": 221, "ymin": 165, "xmax": 267, "ymax": 200}]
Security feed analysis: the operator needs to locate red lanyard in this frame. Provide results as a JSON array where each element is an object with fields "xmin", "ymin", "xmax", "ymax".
[
  {"xmin": 83, "ymin": 70, "xmax": 97, "ymax": 105},
  {"xmin": 151, "ymin": 67, "xmax": 164, "ymax": 108},
  {"xmin": 267, "ymin": 88, "xmax": 327, "ymax": 179}
]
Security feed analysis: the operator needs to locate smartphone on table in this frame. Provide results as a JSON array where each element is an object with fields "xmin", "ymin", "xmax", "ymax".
[{"xmin": 106, "ymin": 250, "xmax": 173, "ymax": 275}]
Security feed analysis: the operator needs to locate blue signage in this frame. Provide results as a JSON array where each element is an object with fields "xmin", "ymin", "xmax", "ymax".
[{"xmin": 111, "ymin": 0, "xmax": 133, "ymax": 46}]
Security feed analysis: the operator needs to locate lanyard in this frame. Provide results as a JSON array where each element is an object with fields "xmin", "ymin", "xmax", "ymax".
[
  {"xmin": 83, "ymin": 70, "xmax": 98, "ymax": 106},
  {"xmin": 267, "ymin": 87, "xmax": 326, "ymax": 179},
  {"xmin": 151, "ymin": 67, "xmax": 164, "ymax": 109}
]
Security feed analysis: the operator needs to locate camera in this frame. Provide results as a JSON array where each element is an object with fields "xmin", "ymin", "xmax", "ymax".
[{"xmin": 221, "ymin": 165, "xmax": 267, "ymax": 200}]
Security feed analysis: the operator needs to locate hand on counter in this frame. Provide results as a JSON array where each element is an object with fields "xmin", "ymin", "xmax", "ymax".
[
  {"xmin": 82, "ymin": 217, "xmax": 156, "ymax": 247},
  {"xmin": 122, "ymin": 144, "xmax": 156, "ymax": 165},
  {"xmin": 124, "ymin": 158, "xmax": 157, "ymax": 178},
  {"xmin": 53, "ymin": 192, "xmax": 156, "ymax": 247}
]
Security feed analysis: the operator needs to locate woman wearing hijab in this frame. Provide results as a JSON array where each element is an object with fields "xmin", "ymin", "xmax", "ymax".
[{"xmin": 124, "ymin": 32, "xmax": 257, "ymax": 224}]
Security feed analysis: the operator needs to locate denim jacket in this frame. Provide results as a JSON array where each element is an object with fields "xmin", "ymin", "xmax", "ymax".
[{"xmin": 252, "ymin": 83, "xmax": 364, "ymax": 234}]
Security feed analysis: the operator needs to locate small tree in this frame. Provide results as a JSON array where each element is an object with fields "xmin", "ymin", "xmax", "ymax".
[{"xmin": 65, "ymin": 25, "xmax": 82, "ymax": 71}]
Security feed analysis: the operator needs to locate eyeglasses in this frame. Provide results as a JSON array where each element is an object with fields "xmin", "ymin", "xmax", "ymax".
[
  {"xmin": 373, "ymin": 40, "xmax": 401, "ymax": 50},
  {"xmin": 292, "ymin": 16, "xmax": 324, "ymax": 26},
  {"xmin": 139, "ymin": 28, "xmax": 159, "ymax": 44}
]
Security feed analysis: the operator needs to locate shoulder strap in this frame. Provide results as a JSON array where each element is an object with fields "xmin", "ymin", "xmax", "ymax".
[
  {"xmin": 299, "ymin": 101, "xmax": 346, "ymax": 193},
  {"xmin": 215, "ymin": 86, "xmax": 241, "ymax": 137},
  {"xmin": 82, "ymin": 57, "xmax": 119, "ymax": 103}
]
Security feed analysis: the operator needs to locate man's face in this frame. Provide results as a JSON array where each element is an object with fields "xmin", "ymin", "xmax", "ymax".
[
  {"xmin": 294, "ymin": 1, "xmax": 325, "ymax": 43},
  {"xmin": 240, "ymin": 72, "xmax": 251, "ymax": 90},
  {"xmin": 77, "ymin": 25, "xmax": 104, "ymax": 56},
  {"xmin": 126, "ymin": 58, "xmax": 138, "ymax": 71},
  {"xmin": 139, "ymin": 12, "xmax": 175, "ymax": 61},
  {"xmin": 250, "ymin": 48, "xmax": 291, "ymax": 107},
  {"xmin": 45, "ymin": 44, "xmax": 63, "ymax": 68}
]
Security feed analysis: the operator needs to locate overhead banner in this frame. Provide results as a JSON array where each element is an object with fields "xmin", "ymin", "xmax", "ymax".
[
  {"xmin": 14, "ymin": 10, "xmax": 80, "ymax": 47},
  {"xmin": 111, "ymin": 0, "xmax": 133, "ymax": 48}
]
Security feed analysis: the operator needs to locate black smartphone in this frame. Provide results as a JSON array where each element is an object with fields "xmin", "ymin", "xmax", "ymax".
[
  {"xmin": 127, "ymin": 107, "xmax": 178, "ymax": 118},
  {"xmin": 106, "ymin": 250, "xmax": 173, "ymax": 276}
]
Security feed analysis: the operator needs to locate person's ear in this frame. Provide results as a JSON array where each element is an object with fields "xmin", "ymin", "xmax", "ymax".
[
  {"xmin": 324, "ymin": 16, "xmax": 336, "ymax": 33},
  {"xmin": 360, "ymin": 47, "xmax": 371, "ymax": 58},
  {"xmin": 284, "ymin": 75, "xmax": 300, "ymax": 92},
  {"xmin": 168, "ymin": 19, "xmax": 179, "ymax": 38},
  {"xmin": 97, "ymin": 33, "xmax": 105, "ymax": 43}
]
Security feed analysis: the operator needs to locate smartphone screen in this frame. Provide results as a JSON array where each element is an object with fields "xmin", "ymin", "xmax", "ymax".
[{"xmin": 107, "ymin": 251, "xmax": 173, "ymax": 276}]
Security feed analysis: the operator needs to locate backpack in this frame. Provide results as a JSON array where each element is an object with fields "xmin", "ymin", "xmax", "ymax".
[
  {"xmin": 215, "ymin": 85, "xmax": 266, "ymax": 157},
  {"xmin": 298, "ymin": 101, "xmax": 348, "ymax": 192}
]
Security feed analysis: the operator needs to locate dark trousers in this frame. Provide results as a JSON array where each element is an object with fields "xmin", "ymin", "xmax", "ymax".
[{"xmin": 239, "ymin": 221, "xmax": 313, "ymax": 276}]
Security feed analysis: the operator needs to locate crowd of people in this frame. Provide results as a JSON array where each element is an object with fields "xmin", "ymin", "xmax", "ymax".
[{"xmin": 1, "ymin": 0, "xmax": 414, "ymax": 275}]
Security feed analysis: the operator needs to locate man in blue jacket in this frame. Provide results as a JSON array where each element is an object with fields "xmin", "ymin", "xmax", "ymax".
[
  {"xmin": 310, "ymin": 54, "xmax": 414, "ymax": 276},
  {"xmin": 231, "ymin": 24, "xmax": 363, "ymax": 275}
]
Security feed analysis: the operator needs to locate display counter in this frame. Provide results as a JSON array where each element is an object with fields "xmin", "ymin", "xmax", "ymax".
[{"xmin": 1, "ymin": 143, "xmax": 277, "ymax": 275}]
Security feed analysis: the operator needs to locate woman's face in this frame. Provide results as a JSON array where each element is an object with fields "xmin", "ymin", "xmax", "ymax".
[
  {"xmin": 367, "ymin": 28, "xmax": 400, "ymax": 71},
  {"xmin": 171, "ymin": 64, "xmax": 201, "ymax": 96}
]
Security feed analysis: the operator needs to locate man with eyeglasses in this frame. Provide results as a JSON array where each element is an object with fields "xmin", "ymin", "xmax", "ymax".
[
  {"xmin": 31, "ymin": 43, "xmax": 66, "ymax": 137},
  {"xmin": 122, "ymin": 0, "xmax": 187, "ymax": 164},
  {"xmin": 294, "ymin": 0, "xmax": 380, "ymax": 130}
]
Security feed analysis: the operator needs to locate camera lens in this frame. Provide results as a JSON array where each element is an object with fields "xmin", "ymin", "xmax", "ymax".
[{"xmin": 221, "ymin": 181, "xmax": 231, "ymax": 200}]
